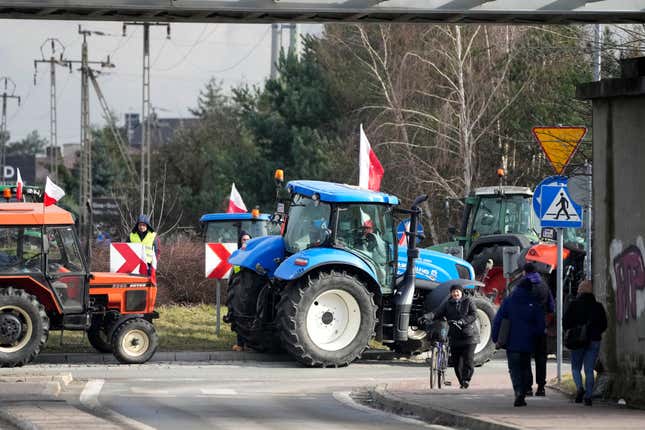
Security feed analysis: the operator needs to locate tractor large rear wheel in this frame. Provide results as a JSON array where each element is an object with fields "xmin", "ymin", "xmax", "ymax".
[
  {"xmin": 278, "ymin": 271, "xmax": 376, "ymax": 367},
  {"xmin": 0, "ymin": 287, "xmax": 49, "ymax": 367},
  {"xmin": 472, "ymin": 295, "xmax": 497, "ymax": 366}
]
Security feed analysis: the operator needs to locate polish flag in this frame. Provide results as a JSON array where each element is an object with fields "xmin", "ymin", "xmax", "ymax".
[
  {"xmin": 43, "ymin": 176, "xmax": 65, "ymax": 207},
  {"xmin": 226, "ymin": 183, "xmax": 247, "ymax": 214},
  {"xmin": 358, "ymin": 124, "xmax": 384, "ymax": 191},
  {"xmin": 15, "ymin": 168, "xmax": 23, "ymax": 201}
]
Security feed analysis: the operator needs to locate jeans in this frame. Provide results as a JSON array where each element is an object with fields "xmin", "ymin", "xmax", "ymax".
[
  {"xmin": 507, "ymin": 351, "xmax": 532, "ymax": 397},
  {"xmin": 571, "ymin": 341, "xmax": 600, "ymax": 399},
  {"xmin": 451, "ymin": 344, "xmax": 476, "ymax": 385},
  {"xmin": 530, "ymin": 334, "xmax": 548, "ymax": 387}
]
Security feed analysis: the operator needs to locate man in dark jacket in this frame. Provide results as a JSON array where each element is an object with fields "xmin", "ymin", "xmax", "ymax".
[
  {"xmin": 429, "ymin": 285, "xmax": 480, "ymax": 389},
  {"xmin": 563, "ymin": 280, "xmax": 607, "ymax": 406},
  {"xmin": 521, "ymin": 263, "xmax": 555, "ymax": 397},
  {"xmin": 493, "ymin": 276, "xmax": 545, "ymax": 407}
]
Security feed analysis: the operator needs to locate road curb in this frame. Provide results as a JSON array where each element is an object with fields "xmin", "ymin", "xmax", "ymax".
[
  {"xmin": 35, "ymin": 349, "xmax": 397, "ymax": 364},
  {"xmin": 0, "ymin": 408, "xmax": 39, "ymax": 430},
  {"xmin": 370, "ymin": 384, "xmax": 523, "ymax": 430}
]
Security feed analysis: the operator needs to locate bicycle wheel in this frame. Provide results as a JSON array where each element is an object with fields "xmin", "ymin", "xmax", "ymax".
[
  {"xmin": 428, "ymin": 345, "xmax": 438, "ymax": 389},
  {"xmin": 437, "ymin": 345, "xmax": 444, "ymax": 389}
]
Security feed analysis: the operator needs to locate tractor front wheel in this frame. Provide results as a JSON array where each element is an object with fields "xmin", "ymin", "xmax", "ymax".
[
  {"xmin": 278, "ymin": 271, "xmax": 376, "ymax": 367},
  {"xmin": 111, "ymin": 318, "xmax": 158, "ymax": 364},
  {"xmin": 0, "ymin": 287, "xmax": 49, "ymax": 367}
]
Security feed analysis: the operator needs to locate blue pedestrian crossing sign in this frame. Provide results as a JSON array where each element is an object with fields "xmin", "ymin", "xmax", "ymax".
[{"xmin": 534, "ymin": 176, "xmax": 583, "ymax": 228}]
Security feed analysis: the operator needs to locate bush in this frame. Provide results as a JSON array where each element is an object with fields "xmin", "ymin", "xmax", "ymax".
[{"xmin": 91, "ymin": 240, "xmax": 227, "ymax": 305}]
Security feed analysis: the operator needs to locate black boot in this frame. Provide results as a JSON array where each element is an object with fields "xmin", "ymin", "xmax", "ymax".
[
  {"xmin": 584, "ymin": 397, "xmax": 592, "ymax": 406},
  {"xmin": 514, "ymin": 395, "xmax": 527, "ymax": 407},
  {"xmin": 535, "ymin": 385, "xmax": 545, "ymax": 396},
  {"xmin": 575, "ymin": 388, "xmax": 584, "ymax": 403}
]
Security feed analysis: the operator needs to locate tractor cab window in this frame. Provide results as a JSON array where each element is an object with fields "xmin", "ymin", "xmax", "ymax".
[
  {"xmin": 0, "ymin": 227, "xmax": 43, "ymax": 273},
  {"xmin": 45, "ymin": 226, "xmax": 85, "ymax": 312},
  {"xmin": 503, "ymin": 195, "xmax": 534, "ymax": 236},
  {"xmin": 284, "ymin": 195, "xmax": 331, "ymax": 253},
  {"xmin": 45, "ymin": 227, "xmax": 84, "ymax": 273},
  {"xmin": 204, "ymin": 220, "xmax": 280, "ymax": 244},
  {"xmin": 335, "ymin": 204, "xmax": 394, "ymax": 285},
  {"xmin": 472, "ymin": 198, "xmax": 501, "ymax": 238}
]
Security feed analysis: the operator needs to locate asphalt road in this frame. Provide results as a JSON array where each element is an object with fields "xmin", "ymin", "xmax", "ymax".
[{"xmin": 24, "ymin": 361, "xmax": 451, "ymax": 429}]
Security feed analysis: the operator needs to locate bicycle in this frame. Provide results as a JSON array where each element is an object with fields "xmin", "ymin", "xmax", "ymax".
[
  {"xmin": 428, "ymin": 339, "xmax": 450, "ymax": 389},
  {"xmin": 425, "ymin": 318, "xmax": 452, "ymax": 389}
]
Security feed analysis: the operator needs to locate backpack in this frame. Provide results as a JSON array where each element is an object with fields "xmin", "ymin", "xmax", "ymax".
[{"xmin": 565, "ymin": 323, "xmax": 590, "ymax": 350}]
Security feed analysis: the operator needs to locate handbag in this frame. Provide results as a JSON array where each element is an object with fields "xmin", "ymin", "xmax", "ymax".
[
  {"xmin": 565, "ymin": 323, "xmax": 590, "ymax": 350},
  {"xmin": 496, "ymin": 318, "xmax": 510, "ymax": 349}
]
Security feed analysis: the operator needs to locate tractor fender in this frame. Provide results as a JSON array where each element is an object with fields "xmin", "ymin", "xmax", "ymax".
[
  {"xmin": 466, "ymin": 234, "xmax": 534, "ymax": 262},
  {"xmin": 106, "ymin": 313, "xmax": 152, "ymax": 340},
  {"xmin": 523, "ymin": 243, "xmax": 571, "ymax": 273},
  {"xmin": 228, "ymin": 235, "xmax": 285, "ymax": 277},
  {"xmin": 274, "ymin": 247, "xmax": 379, "ymax": 285}
]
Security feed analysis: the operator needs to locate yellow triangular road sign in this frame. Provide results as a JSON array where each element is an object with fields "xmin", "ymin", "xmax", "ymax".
[{"xmin": 532, "ymin": 126, "xmax": 587, "ymax": 175}]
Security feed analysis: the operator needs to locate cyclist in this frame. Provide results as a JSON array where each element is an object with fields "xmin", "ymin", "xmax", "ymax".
[{"xmin": 422, "ymin": 284, "xmax": 480, "ymax": 389}]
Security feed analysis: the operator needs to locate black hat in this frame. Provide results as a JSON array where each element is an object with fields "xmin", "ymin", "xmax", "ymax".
[
  {"xmin": 450, "ymin": 284, "xmax": 464, "ymax": 293},
  {"xmin": 523, "ymin": 262, "xmax": 536, "ymax": 273}
]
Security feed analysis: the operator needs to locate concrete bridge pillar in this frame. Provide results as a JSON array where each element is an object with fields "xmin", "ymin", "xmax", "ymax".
[{"xmin": 578, "ymin": 57, "xmax": 645, "ymax": 405}]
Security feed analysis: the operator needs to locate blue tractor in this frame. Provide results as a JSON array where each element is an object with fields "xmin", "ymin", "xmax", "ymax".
[{"xmin": 227, "ymin": 180, "xmax": 495, "ymax": 367}]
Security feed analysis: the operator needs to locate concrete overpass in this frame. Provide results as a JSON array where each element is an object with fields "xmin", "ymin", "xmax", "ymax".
[{"xmin": 1, "ymin": 0, "xmax": 645, "ymax": 23}]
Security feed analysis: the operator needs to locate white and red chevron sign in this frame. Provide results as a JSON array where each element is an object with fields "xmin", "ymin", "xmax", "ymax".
[
  {"xmin": 205, "ymin": 242, "xmax": 237, "ymax": 279},
  {"xmin": 110, "ymin": 243, "xmax": 148, "ymax": 274}
]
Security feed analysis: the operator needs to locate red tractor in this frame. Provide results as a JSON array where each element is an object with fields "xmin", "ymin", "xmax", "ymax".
[{"xmin": 0, "ymin": 203, "xmax": 158, "ymax": 367}]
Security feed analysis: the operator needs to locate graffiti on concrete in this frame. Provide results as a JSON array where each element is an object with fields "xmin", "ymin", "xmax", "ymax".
[{"xmin": 610, "ymin": 237, "xmax": 645, "ymax": 323}]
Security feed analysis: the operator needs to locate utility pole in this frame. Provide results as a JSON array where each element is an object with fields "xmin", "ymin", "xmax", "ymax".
[
  {"xmin": 0, "ymin": 77, "xmax": 20, "ymax": 184},
  {"xmin": 270, "ymin": 24, "xmax": 300, "ymax": 80},
  {"xmin": 65, "ymin": 26, "xmax": 114, "ymax": 258},
  {"xmin": 123, "ymin": 22, "xmax": 170, "ymax": 217},
  {"xmin": 34, "ymin": 38, "xmax": 72, "ymax": 182}
]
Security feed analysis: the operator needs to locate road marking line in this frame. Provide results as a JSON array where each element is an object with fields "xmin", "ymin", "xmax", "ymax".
[
  {"xmin": 80, "ymin": 379, "xmax": 156, "ymax": 430},
  {"xmin": 332, "ymin": 391, "xmax": 438, "ymax": 428},
  {"xmin": 200, "ymin": 388, "xmax": 237, "ymax": 395}
]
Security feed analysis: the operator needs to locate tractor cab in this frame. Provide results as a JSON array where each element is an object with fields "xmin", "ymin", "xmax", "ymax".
[
  {"xmin": 459, "ymin": 186, "xmax": 538, "ymax": 252},
  {"xmin": 200, "ymin": 211, "xmax": 281, "ymax": 244},
  {"xmin": 282, "ymin": 181, "xmax": 397, "ymax": 289}
]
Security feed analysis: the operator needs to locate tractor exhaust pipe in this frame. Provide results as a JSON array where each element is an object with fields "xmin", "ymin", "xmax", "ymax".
[{"xmin": 393, "ymin": 194, "xmax": 428, "ymax": 342}]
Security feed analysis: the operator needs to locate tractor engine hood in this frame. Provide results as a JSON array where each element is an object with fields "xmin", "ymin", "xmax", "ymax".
[
  {"xmin": 397, "ymin": 247, "xmax": 476, "ymax": 285},
  {"xmin": 90, "ymin": 272, "xmax": 152, "ymax": 286}
]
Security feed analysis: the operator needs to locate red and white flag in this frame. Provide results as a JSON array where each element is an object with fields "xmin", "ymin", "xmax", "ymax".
[
  {"xmin": 15, "ymin": 168, "xmax": 23, "ymax": 201},
  {"xmin": 43, "ymin": 176, "xmax": 65, "ymax": 207},
  {"xmin": 358, "ymin": 124, "xmax": 384, "ymax": 191},
  {"xmin": 226, "ymin": 183, "xmax": 247, "ymax": 214}
]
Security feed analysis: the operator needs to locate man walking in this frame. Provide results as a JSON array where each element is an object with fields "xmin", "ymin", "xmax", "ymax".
[
  {"xmin": 493, "ymin": 271, "xmax": 545, "ymax": 407},
  {"xmin": 521, "ymin": 263, "xmax": 555, "ymax": 397}
]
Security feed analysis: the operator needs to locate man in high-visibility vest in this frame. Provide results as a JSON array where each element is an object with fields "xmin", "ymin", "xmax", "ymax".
[{"xmin": 128, "ymin": 215, "xmax": 160, "ymax": 273}]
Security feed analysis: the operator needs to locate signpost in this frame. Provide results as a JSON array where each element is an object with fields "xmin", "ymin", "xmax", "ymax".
[
  {"xmin": 534, "ymin": 176, "xmax": 583, "ymax": 382},
  {"xmin": 532, "ymin": 126, "xmax": 586, "ymax": 175}
]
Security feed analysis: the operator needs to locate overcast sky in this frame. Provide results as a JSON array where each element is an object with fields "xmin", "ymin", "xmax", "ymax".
[{"xmin": 0, "ymin": 19, "xmax": 321, "ymax": 145}]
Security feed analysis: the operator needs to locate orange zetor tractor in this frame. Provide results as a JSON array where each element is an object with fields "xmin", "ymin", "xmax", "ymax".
[{"xmin": 0, "ymin": 203, "xmax": 158, "ymax": 367}]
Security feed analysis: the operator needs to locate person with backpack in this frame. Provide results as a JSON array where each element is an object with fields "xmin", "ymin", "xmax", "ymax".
[
  {"xmin": 425, "ymin": 284, "xmax": 480, "ymax": 389},
  {"xmin": 563, "ymin": 280, "xmax": 608, "ymax": 406}
]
